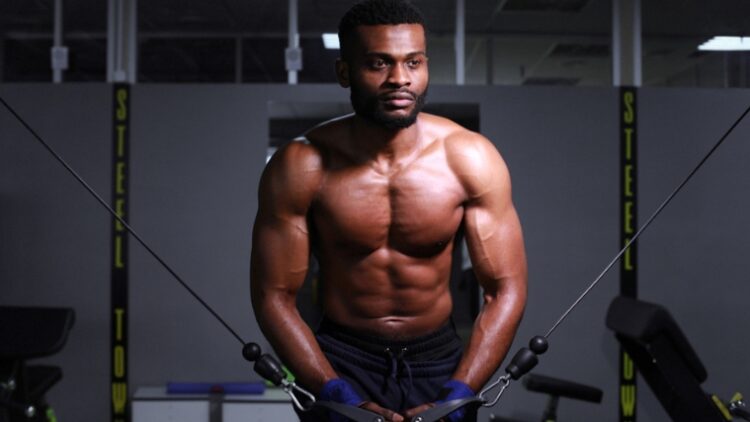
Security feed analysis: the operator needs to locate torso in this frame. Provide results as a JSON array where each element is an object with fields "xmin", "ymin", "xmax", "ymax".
[{"xmin": 304, "ymin": 113, "xmax": 473, "ymax": 339}]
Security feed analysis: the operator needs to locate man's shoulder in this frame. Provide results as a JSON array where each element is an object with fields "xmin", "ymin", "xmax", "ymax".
[
  {"xmin": 419, "ymin": 112, "xmax": 488, "ymax": 145},
  {"xmin": 419, "ymin": 113, "xmax": 498, "ymax": 162},
  {"xmin": 261, "ymin": 137, "xmax": 325, "ymax": 207},
  {"xmin": 269, "ymin": 137, "xmax": 323, "ymax": 174},
  {"xmin": 420, "ymin": 113, "xmax": 508, "ymax": 197},
  {"xmin": 303, "ymin": 114, "xmax": 353, "ymax": 152}
]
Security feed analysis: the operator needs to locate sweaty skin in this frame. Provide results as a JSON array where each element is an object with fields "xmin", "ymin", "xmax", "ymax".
[{"xmin": 251, "ymin": 24, "xmax": 527, "ymax": 421}]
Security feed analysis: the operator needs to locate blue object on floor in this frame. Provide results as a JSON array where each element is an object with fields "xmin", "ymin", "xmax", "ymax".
[{"xmin": 166, "ymin": 381, "xmax": 266, "ymax": 395}]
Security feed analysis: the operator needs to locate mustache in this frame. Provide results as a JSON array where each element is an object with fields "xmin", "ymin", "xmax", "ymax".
[{"xmin": 379, "ymin": 90, "xmax": 418, "ymax": 100}]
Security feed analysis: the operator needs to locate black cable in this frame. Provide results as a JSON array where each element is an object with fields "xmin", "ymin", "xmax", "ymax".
[
  {"xmin": 0, "ymin": 95, "xmax": 246, "ymax": 346},
  {"xmin": 6, "ymin": 90, "xmax": 750, "ymax": 406},
  {"xmin": 545, "ymin": 102, "xmax": 750, "ymax": 339}
]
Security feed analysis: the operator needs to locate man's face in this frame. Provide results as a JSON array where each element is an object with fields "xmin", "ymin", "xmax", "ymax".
[{"xmin": 338, "ymin": 24, "xmax": 429, "ymax": 130}]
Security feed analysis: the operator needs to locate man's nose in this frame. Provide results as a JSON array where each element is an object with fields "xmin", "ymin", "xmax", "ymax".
[{"xmin": 387, "ymin": 63, "xmax": 411, "ymax": 86}]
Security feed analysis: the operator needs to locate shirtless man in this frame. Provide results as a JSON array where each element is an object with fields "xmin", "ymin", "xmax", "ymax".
[{"xmin": 250, "ymin": 1, "xmax": 527, "ymax": 421}]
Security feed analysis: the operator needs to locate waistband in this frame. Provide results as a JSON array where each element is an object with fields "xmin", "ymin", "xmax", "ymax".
[{"xmin": 317, "ymin": 317, "xmax": 460, "ymax": 359}]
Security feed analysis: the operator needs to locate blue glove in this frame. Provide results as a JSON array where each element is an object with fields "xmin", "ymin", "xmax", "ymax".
[
  {"xmin": 435, "ymin": 380, "xmax": 475, "ymax": 422},
  {"xmin": 319, "ymin": 378, "xmax": 365, "ymax": 422}
]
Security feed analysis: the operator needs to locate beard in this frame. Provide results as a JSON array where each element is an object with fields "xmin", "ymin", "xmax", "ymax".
[{"xmin": 350, "ymin": 83, "xmax": 427, "ymax": 130}]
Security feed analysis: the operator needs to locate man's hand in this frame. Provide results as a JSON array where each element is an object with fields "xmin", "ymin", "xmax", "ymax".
[
  {"xmin": 403, "ymin": 380, "xmax": 475, "ymax": 422},
  {"xmin": 320, "ymin": 379, "xmax": 403, "ymax": 422},
  {"xmin": 403, "ymin": 402, "xmax": 435, "ymax": 420},
  {"xmin": 360, "ymin": 401, "xmax": 404, "ymax": 422}
]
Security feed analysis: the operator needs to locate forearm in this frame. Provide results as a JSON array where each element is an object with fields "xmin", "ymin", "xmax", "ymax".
[
  {"xmin": 253, "ymin": 293, "xmax": 338, "ymax": 393},
  {"xmin": 450, "ymin": 279, "xmax": 526, "ymax": 392}
]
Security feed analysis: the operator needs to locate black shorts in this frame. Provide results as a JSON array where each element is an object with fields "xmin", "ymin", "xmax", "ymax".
[{"xmin": 296, "ymin": 318, "xmax": 478, "ymax": 421}]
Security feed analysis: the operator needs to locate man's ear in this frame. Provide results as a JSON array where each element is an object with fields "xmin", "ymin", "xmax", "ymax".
[{"xmin": 335, "ymin": 59, "xmax": 350, "ymax": 88}]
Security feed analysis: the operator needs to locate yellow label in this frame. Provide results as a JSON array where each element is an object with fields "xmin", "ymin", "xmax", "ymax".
[
  {"xmin": 623, "ymin": 91, "xmax": 635, "ymax": 124},
  {"xmin": 115, "ymin": 199, "xmax": 126, "ymax": 232},
  {"xmin": 116, "ymin": 89, "xmax": 128, "ymax": 121},
  {"xmin": 116, "ymin": 125, "xmax": 127, "ymax": 158},
  {"xmin": 113, "ymin": 345, "xmax": 126, "ymax": 378},
  {"xmin": 115, "ymin": 162, "xmax": 126, "ymax": 195},
  {"xmin": 624, "ymin": 128, "xmax": 635, "ymax": 160},
  {"xmin": 621, "ymin": 384, "xmax": 636, "ymax": 417},
  {"xmin": 114, "ymin": 308, "xmax": 125, "ymax": 341},
  {"xmin": 623, "ymin": 238, "xmax": 633, "ymax": 271},
  {"xmin": 622, "ymin": 352, "xmax": 634, "ymax": 380},
  {"xmin": 112, "ymin": 382, "xmax": 127, "ymax": 414},
  {"xmin": 114, "ymin": 235, "xmax": 124, "ymax": 269}
]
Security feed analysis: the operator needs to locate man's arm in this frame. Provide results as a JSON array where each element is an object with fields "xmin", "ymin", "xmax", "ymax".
[
  {"xmin": 250, "ymin": 141, "xmax": 337, "ymax": 393},
  {"xmin": 405, "ymin": 133, "xmax": 527, "ymax": 421},
  {"xmin": 251, "ymin": 141, "xmax": 405, "ymax": 421},
  {"xmin": 449, "ymin": 133, "xmax": 528, "ymax": 391}
]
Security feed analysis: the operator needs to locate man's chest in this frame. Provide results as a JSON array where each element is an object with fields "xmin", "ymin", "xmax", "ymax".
[{"xmin": 311, "ymin": 161, "xmax": 467, "ymax": 255}]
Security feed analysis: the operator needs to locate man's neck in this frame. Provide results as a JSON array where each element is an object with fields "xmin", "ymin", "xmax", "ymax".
[{"xmin": 349, "ymin": 114, "xmax": 424, "ymax": 169}]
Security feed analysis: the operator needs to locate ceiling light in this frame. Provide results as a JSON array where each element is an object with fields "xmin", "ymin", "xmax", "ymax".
[
  {"xmin": 322, "ymin": 33, "xmax": 340, "ymax": 50},
  {"xmin": 698, "ymin": 36, "xmax": 750, "ymax": 51}
]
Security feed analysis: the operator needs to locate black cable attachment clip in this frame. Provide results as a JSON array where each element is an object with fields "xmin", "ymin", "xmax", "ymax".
[
  {"xmin": 243, "ymin": 344, "xmax": 391, "ymax": 421},
  {"xmin": 241, "ymin": 343, "xmax": 315, "ymax": 411},
  {"xmin": 505, "ymin": 335, "xmax": 549, "ymax": 380},
  {"xmin": 479, "ymin": 335, "xmax": 549, "ymax": 407}
]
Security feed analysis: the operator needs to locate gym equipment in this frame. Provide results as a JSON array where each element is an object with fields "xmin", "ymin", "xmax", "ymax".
[
  {"xmin": 0, "ymin": 306, "xmax": 75, "ymax": 422},
  {"xmin": 4, "ymin": 91, "xmax": 750, "ymax": 420},
  {"xmin": 490, "ymin": 373, "xmax": 602, "ymax": 422},
  {"xmin": 476, "ymin": 102, "xmax": 750, "ymax": 407},
  {"xmin": 606, "ymin": 296, "xmax": 749, "ymax": 421}
]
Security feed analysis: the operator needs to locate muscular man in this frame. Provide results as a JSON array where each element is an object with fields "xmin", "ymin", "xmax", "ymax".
[{"xmin": 251, "ymin": 1, "xmax": 527, "ymax": 421}]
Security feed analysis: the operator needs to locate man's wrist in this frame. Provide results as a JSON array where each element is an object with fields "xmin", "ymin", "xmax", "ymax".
[
  {"xmin": 436, "ymin": 379, "xmax": 475, "ymax": 402},
  {"xmin": 320, "ymin": 378, "xmax": 365, "ymax": 406},
  {"xmin": 435, "ymin": 380, "xmax": 475, "ymax": 422}
]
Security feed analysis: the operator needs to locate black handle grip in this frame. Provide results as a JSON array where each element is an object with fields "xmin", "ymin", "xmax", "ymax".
[
  {"xmin": 313, "ymin": 401, "xmax": 385, "ymax": 422},
  {"xmin": 505, "ymin": 336, "xmax": 549, "ymax": 380},
  {"xmin": 413, "ymin": 397, "xmax": 483, "ymax": 422},
  {"xmin": 505, "ymin": 347, "xmax": 538, "ymax": 380},
  {"xmin": 253, "ymin": 353, "xmax": 286, "ymax": 386}
]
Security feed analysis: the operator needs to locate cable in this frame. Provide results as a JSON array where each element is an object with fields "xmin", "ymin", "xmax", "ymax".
[
  {"xmin": 0, "ymin": 95, "xmax": 246, "ymax": 346},
  {"xmin": 545, "ymin": 102, "xmax": 750, "ymax": 339}
]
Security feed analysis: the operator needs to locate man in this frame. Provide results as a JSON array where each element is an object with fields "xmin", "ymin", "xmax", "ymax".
[{"xmin": 250, "ymin": 1, "xmax": 527, "ymax": 421}]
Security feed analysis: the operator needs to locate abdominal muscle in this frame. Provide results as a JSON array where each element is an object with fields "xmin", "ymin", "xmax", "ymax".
[{"xmin": 317, "ymin": 244, "xmax": 456, "ymax": 340}]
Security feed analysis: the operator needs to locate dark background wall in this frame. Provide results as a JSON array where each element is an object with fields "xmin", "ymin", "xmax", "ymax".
[
  {"xmin": 1, "ymin": 84, "xmax": 112, "ymax": 420},
  {"xmin": 636, "ymin": 89, "xmax": 750, "ymax": 420},
  {"xmin": 1, "ymin": 84, "xmax": 748, "ymax": 421}
]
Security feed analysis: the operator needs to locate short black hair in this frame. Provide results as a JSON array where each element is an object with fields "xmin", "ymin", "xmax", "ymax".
[{"xmin": 338, "ymin": 0, "xmax": 425, "ymax": 60}]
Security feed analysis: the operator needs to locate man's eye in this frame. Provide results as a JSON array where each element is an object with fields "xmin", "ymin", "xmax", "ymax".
[
  {"xmin": 368, "ymin": 59, "xmax": 387, "ymax": 69},
  {"xmin": 407, "ymin": 59, "xmax": 422, "ymax": 68}
]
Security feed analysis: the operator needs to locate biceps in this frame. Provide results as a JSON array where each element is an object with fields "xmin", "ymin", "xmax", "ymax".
[
  {"xmin": 251, "ymin": 214, "xmax": 311, "ymax": 296},
  {"xmin": 463, "ymin": 204, "xmax": 526, "ymax": 291}
]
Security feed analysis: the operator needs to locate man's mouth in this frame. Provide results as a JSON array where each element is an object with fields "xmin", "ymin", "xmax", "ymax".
[{"xmin": 381, "ymin": 92, "xmax": 416, "ymax": 108}]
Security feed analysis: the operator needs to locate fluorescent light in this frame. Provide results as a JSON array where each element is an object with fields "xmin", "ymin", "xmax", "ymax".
[
  {"xmin": 698, "ymin": 36, "xmax": 750, "ymax": 51},
  {"xmin": 322, "ymin": 33, "xmax": 340, "ymax": 50}
]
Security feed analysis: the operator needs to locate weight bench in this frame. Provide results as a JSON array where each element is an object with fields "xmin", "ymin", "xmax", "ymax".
[
  {"xmin": 0, "ymin": 306, "xmax": 75, "ymax": 421},
  {"xmin": 606, "ymin": 296, "xmax": 732, "ymax": 421},
  {"xmin": 490, "ymin": 373, "xmax": 603, "ymax": 422}
]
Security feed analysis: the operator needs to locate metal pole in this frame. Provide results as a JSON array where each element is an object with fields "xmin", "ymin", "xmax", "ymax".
[
  {"xmin": 455, "ymin": 0, "xmax": 465, "ymax": 85},
  {"xmin": 612, "ymin": 0, "xmax": 642, "ymax": 86},
  {"xmin": 116, "ymin": 0, "xmax": 124, "ymax": 78},
  {"xmin": 287, "ymin": 0, "xmax": 300, "ymax": 85},
  {"xmin": 107, "ymin": 0, "xmax": 115, "ymax": 82},
  {"xmin": 107, "ymin": 0, "xmax": 123, "ymax": 82},
  {"xmin": 52, "ymin": 0, "xmax": 65, "ymax": 83},
  {"xmin": 127, "ymin": 0, "xmax": 137, "ymax": 83},
  {"xmin": 107, "ymin": 0, "xmax": 137, "ymax": 83}
]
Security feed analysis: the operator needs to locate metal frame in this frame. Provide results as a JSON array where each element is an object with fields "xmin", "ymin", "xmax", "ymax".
[{"xmin": 107, "ymin": 0, "xmax": 137, "ymax": 83}]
